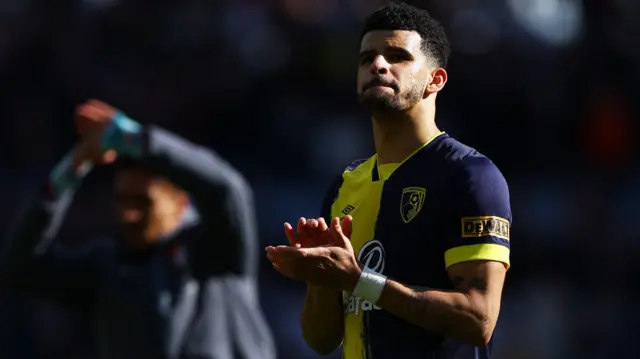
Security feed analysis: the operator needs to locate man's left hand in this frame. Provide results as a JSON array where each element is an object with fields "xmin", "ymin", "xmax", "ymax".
[{"xmin": 266, "ymin": 217, "xmax": 362, "ymax": 292}]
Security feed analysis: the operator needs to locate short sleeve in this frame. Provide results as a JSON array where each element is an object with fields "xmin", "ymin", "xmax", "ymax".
[{"xmin": 444, "ymin": 158, "xmax": 512, "ymax": 269}]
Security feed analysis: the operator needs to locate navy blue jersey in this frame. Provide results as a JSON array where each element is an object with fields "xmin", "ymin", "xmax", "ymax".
[{"xmin": 322, "ymin": 133, "xmax": 511, "ymax": 359}]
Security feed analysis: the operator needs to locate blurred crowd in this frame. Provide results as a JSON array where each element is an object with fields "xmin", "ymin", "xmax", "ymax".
[{"xmin": 0, "ymin": 0, "xmax": 639, "ymax": 358}]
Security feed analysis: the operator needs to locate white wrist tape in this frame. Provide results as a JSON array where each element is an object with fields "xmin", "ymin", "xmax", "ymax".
[{"xmin": 352, "ymin": 266, "xmax": 387, "ymax": 304}]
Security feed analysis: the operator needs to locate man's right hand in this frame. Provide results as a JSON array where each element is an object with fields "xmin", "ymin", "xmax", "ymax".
[{"xmin": 284, "ymin": 216, "xmax": 352, "ymax": 248}]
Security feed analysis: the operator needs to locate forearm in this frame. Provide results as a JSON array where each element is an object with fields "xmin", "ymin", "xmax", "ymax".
[
  {"xmin": 2, "ymin": 148, "xmax": 92, "ymax": 295},
  {"xmin": 107, "ymin": 113, "xmax": 239, "ymax": 196},
  {"xmin": 4, "ymin": 148, "xmax": 90, "ymax": 264},
  {"xmin": 142, "ymin": 126, "xmax": 233, "ymax": 192},
  {"xmin": 376, "ymin": 280, "xmax": 492, "ymax": 346},
  {"xmin": 301, "ymin": 285, "xmax": 344, "ymax": 355}
]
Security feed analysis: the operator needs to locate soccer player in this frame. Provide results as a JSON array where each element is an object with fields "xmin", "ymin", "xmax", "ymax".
[
  {"xmin": 266, "ymin": 3, "xmax": 511, "ymax": 359},
  {"xmin": 2, "ymin": 100, "xmax": 275, "ymax": 359}
]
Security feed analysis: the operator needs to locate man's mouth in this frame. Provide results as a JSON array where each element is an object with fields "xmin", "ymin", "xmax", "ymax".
[{"xmin": 365, "ymin": 80, "xmax": 397, "ymax": 91}]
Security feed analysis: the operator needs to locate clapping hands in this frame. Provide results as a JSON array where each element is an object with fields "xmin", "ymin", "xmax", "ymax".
[{"xmin": 266, "ymin": 216, "xmax": 362, "ymax": 291}]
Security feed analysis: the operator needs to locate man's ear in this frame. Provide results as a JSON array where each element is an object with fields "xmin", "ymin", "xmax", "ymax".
[{"xmin": 424, "ymin": 68, "xmax": 448, "ymax": 97}]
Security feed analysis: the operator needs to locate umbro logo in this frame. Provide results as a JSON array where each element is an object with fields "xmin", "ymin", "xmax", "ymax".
[{"xmin": 342, "ymin": 205, "xmax": 355, "ymax": 215}]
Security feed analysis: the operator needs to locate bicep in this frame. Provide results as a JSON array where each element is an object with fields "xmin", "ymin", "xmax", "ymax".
[
  {"xmin": 446, "ymin": 260, "xmax": 506, "ymax": 295},
  {"xmin": 446, "ymin": 260, "xmax": 506, "ymax": 324}
]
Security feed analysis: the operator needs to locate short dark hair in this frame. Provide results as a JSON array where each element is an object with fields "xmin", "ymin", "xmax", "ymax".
[{"xmin": 361, "ymin": 2, "xmax": 451, "ymax": 69}]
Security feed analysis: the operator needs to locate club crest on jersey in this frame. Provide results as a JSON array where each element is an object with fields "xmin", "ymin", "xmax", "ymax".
[{"xmin": 400, "ymin": 187, "xmax": 426, "ymax": 223}]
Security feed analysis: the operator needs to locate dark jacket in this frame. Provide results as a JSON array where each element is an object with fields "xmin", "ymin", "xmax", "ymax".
[{"xmin": 2, "ymin": 126, "xmax": 275, "ymax": 359}]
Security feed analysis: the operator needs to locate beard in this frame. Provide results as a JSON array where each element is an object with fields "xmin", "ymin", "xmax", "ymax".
[{"xmin": 358, "ymin": 83, "xmax": 424, "ymax": 113}]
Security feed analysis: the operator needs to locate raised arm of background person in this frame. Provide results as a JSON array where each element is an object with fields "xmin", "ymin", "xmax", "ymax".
[
  {"xmin": 1, "ymin": 147, "xmax": 97, "ymax": 308},
  {"xmin": 80, "ymin": 101, "xmax": 274, "ymax": 358},
  {"xmin": 77, "ymin": 100, "xmax": 256, "ymax": 276},
  {"xmin": 300, "ymin": 176, "xmax": 345, "ymax": 355},
  {"xmin": 129, "ymin": 124, "xmax": 257, "ymax": 277},
  {"xmin": 373, "ymin": 158, "xmax": 511, "ymax": 346}
]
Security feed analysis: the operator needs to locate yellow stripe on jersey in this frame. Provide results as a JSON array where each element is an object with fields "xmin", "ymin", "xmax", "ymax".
[
  {"xmin": 444, "ymin": 243, "xmax": 510, "ymax": 269},
  {"xmin": 332, "ymin": 157, "xmax": 382, "ymax": 359}
]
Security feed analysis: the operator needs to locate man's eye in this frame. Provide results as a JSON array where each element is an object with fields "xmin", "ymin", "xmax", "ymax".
[
  {"xmin": 386, "ymin": 54, "xmax": 406, "ymax": 63},
  {"xmin": 360, "ymin": 56, "xmax": 372, "ymax": 65}
]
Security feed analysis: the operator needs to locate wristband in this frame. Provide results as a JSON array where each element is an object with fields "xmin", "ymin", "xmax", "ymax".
[
  {"xmin": 102, "ymin": 112, "xmax": 143, "ymax": 157},
  {"xmin": 352, "ymin": 266, "xmax": 387, "ymax": 304},
  {"xmin": 48, "ymin": 149, "xmax": 92, "ymax": 199}
]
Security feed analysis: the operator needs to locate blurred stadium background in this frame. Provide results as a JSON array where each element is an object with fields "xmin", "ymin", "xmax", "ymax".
[{"xmin": 0, "ymin": 0, "xmax": 638, "ymax": 358}]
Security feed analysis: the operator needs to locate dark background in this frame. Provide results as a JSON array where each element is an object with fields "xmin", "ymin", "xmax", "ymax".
[{"xmin": 0, "ymin": 0, "xmax": 639, "ymax": 358}]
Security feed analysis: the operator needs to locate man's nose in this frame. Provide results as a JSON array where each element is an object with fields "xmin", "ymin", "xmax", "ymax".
[{"xmin": 371, "ymin": 56, "xmax": 390, "ymax": 75}]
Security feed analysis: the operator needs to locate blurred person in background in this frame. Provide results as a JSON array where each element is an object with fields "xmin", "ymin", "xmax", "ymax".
[
  {"xmin": 267, "ymin": 3, "xmax": 510, "ymax": 359},
  {"xmin": 2, "ymin": 100, "xmax": 275, "ymax": 359}
]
